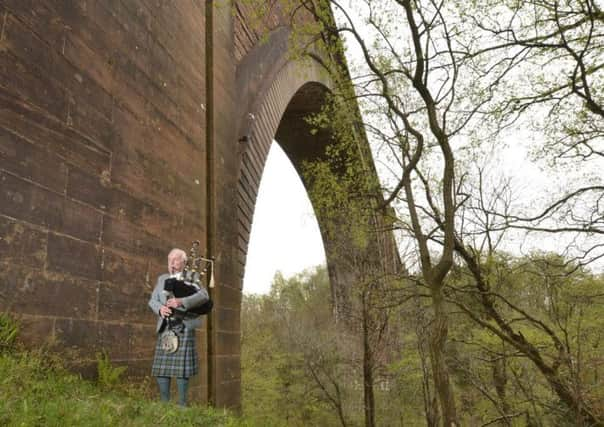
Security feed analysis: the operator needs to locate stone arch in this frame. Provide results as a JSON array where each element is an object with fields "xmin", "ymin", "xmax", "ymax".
[
  {"xmin": 233, "ymin": 41, "xmax": 381, "ymax": 326},
  {"xmin": 235, "ymin": 59, "xmax": 333, "ymax": 287}
]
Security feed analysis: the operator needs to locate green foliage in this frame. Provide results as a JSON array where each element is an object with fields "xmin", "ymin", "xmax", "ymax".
[
  {"xmin": 238, "ymin": 0, "xmax": 604, "ymax": 423},
  {"xmin": 0, "ymin": 312, "xmax": 19, "ymax": 352},
  {"xmin": 96, "ymin": 350, "xmax": 127, "ymax": 390},
  {"xmin": 242, "ymin": 267, "xmax": 420, "ymax": 426},
  {"xmin": 242, "ymin": 267, "xmax": 361, "ymax": 426},
  {"xmin": 447, "ymin": 252, "xmax": 604, "ymax": 424},
  {"xmin": 0, "ymin": 349, "xmax": 250, "ymax": 427},
  {"xmin": 241, "ymin": 253, "xmax": 604, "ymax": 425},
  {"xmin": 302, "ymin": 98, "xmax": 378, "ymax": 253}
]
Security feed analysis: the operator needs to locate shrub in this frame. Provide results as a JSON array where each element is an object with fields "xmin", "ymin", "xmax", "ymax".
[{"xmin": 96, "ymin": 350, "xmax": 127, "ymax": 390}]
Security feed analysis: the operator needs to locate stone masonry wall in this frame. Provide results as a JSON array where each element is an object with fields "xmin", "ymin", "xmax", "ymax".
[{"xmin": 0, "ymin": 0, "xmax": 208, "ymax": 397}]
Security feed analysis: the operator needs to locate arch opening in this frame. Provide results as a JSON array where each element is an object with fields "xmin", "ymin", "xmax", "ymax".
[
  {"xmin": 237, "ymin": 77, "xmax": 360, "ymax": 314},
  {"xmin": 242, "ymin": 141, "xmax": 326, "ymax": 295}
]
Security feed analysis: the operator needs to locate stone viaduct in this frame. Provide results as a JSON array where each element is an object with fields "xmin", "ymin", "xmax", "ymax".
[{"xmin": 0, "ymin": 0, "xmax": 398, "ymax": 408}]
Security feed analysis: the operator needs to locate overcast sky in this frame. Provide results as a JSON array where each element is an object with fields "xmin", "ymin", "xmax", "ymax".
[{"xmin": 242, "ymin": 143, "xmax": 326, "ymax": 295}]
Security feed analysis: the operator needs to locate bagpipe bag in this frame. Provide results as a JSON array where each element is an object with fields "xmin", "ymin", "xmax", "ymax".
[{"xmin": 164, "ymin": 278, "xmax": 213, "ymax": 316}]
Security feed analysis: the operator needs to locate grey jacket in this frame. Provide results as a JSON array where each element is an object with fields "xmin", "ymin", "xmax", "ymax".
[{"xmin": 148, "ymin": 273, "xmax": 209, "ymax": 333}]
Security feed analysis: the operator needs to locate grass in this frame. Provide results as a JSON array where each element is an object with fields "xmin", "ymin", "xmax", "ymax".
[
  {"xmin": 0, "ymin": 350, "xmax": 252, "ymax": 427},
  {"xmin": 0, "ymin": 314, "xmax": 252, "ymax": 427}
]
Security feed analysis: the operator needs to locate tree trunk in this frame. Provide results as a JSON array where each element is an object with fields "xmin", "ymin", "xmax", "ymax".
[
  {"xmin": 492, "ymin": 356, "xmax": 511, "ymax": 422},
  {"xmin": 362, "ymin": 301, "xmax": 376, "ymax": 427},
  {"xmin": 418, "ymin": 334, "xmax": 439, "ymax": 426},
  {"xmin": 429, "ymin": 289, "xmax": 458, "ymax": 427}
]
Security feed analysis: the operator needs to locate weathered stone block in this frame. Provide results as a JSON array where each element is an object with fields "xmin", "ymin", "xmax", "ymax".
[
  {"xmin": 0, "ymin": 265, "xmax": 98, "ymax": 319},
  {"xmin": 43, "ymin": 195, "xmax": 102, "ymax": 243},
  {"xmin": 215, "ymin": 331, "xmax": 240, "ymax": 357},
  {"xmin": 216, "ymin": 306, "xmax": 240, "ymax": 333},
  {"xmin": 97, "ymin": 280, "xmax": 149, "ymax": 324},
  {"xmin": 101, "ymin": 248, "xmax": 148, "ymax": 286},
  {"xmin": 14, "ymin": 314, "xmax": 54, "ymax": 348},
  {"xmin": 0, "ymin": 127, "xmax": 68, "ymax": 194},
  {"xmin": 102, "ymin": 217, "xmax": 167, "ymax": 259},
  {"xmin": 0, "ymin": 20, "xmax": 67, "ymax": 121},
  {"xmin": 54, "ymin": 318, "xmax": 100, "ymax": 359},
  {"xmin": 0, "ymin": 172, "xmax": 102, "ymax": 242},
  {"xmin": 98, "ymin": 321, "xmax": 131, "ymax": 360},
  {"xmin": 214, "ymin": 283, "xmax": 241, "ymax": 311},
  {"xmin": 0, "ymin": 92, "xmax": 112, "ymax": 175},
  {"xmin": 129, "ymin": 324, "xmax": 156, "ymax": 359},
  {"xmin": 0, "ymin": 216, "xmax": 47, "ymax": 267},
  {"xmin": 214, "ymin": 379, "xmax": 241, "ymax": 409},
  {"xmin": 47, "ymin": 233, "xmax": 101, "ymax": 281},
  {"xmin": 66, "ymin": 167, "xmax": 112, "ymax": 211},
  {"xmin": 215, "ymin": 354, "xmax": 241, "ymax": 384}
]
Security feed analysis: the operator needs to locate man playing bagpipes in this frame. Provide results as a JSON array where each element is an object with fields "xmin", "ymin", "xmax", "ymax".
[{"xmin": 148, "ymin": 246, "xmax": 212, "ymax": 406}]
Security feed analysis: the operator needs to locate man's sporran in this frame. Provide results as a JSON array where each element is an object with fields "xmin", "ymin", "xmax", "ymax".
[
  {"xmin": 159, "ymin": 289, "xmax": 181, "ymax": 354},
  {"xmin": 159, "ymin": 329, "xmax": 179, "ymax": 353}
]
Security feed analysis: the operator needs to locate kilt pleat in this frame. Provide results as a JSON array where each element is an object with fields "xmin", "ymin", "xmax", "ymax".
[{"xmin": 151, "ymin": 327, "xmax": 198, "ymax": 378}]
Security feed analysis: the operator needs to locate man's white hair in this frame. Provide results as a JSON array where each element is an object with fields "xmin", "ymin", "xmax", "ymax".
[{"xmin": 168, "ymin": 248, "xmax": 187, "ymax": 262}]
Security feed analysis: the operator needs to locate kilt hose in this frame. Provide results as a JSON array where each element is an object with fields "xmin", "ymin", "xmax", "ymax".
[{"xmin": 151, "ymin": 327, "xmax": 198, "ymax": 378}]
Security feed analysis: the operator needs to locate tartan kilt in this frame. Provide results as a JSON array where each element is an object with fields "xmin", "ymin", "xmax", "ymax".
[{"xmin": 151, "ymin": 327, "xmax": 198, "ymax": 378}]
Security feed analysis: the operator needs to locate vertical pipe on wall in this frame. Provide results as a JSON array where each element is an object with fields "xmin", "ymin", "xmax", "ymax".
[{"xmin": 205, "ymin": 0, "xmax": 216, "ymax": 406}]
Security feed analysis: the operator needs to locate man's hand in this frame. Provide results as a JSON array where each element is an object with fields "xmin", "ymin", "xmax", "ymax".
[
  {"xmin": 166, "ymin": 298, "xmax": 182, "ymax": 309},
  {"xmin": 159, "ymin": 305, "xmax": 172, "ymax": 318}
]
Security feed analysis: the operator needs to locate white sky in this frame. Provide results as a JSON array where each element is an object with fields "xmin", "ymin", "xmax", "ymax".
[{"xmin": 242, "ymin": 142, "xmax": 327, "ymax": 295}]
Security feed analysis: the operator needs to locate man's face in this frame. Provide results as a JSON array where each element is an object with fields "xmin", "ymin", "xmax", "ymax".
[{"xmin": 168, "ymin": 254, "xmax": 185, "ymax": 274}]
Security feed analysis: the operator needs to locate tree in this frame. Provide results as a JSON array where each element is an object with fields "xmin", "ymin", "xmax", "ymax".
[
  {"xmin": 280, "ymin": 0, "xmax": 604, "ymax": 424},
  {"xmin": 238, "ymin": 0, "xmax": 604, "ymax": 424},
  {"xmin": 463, "ymin": 0, "xmax": 604, "ymax": 163},
  {"xmin": 241, "ymin": 267, "xmax": 359, "ymax": 427}
]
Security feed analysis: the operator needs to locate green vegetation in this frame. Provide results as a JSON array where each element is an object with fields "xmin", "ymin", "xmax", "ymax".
[
  {"xmin": 239, "ymin": 0, "xmax": 604, "ymax": 423},
  {"xmin": 242, "ymin": 268, "xmax": 361, "ymax": 427},
  {"xmin": 242, "ymin": 267, "xmax": 422, "ymax": 426},
  {"xmin": 0, "ymin": 313, "xmax": 248, "ymax": 427},
  {"xmin": 241, "ymin": 260, "xmax": 604, "ymax": 425},
  {"xmin": 0, "ymin": 311, "xmax": 18, "ymax": 351},
  {"xmin": 96, "ymin": 350, "xmax": 127, "ymax": 390}
]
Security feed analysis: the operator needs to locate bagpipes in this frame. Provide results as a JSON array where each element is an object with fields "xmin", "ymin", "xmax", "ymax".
[{"xmin": 164, "ymin": 241, "xmax": 214, "ymax": 317}]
